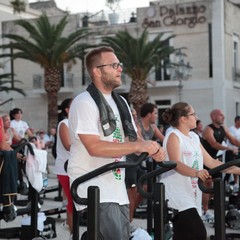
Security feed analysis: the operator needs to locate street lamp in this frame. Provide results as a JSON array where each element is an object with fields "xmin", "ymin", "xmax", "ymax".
[{"xmin": 166, "ymin": 49, "xmax": 193, "ymax": 101}]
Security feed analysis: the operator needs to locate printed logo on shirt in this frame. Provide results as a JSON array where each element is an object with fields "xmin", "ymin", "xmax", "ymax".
[
  {"xmin": 112, "ymin": 117, "xmax": 123, "ymax": 180},
  {"xmin": 191, "ymin": 151, "xmax": 200, "ymax": 197}
]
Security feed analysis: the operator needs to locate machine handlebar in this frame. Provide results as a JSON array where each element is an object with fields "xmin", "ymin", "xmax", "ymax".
[
  {"xmin": 137, "ymin": 161, "xmax": 177, "ymax": 199},
  {"xmin": 71, "ymin": 152, "xmax": 148, "ymax": 205},
  {"xmin": 198, "ymin": 159, "xmax": 240, "ymax": 194}
]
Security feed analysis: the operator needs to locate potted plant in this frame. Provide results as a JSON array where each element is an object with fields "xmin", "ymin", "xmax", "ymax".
[
  {"xmin": 10, "ymin": 0, "xmax": 26, "ymax": 14},
  {"xmin": 106, "ymin": 0, "xmax": 120, "ymax": 12},
  {"xmin": 106, "ymin": 0, "xmax": 121, "ymax": 24}
]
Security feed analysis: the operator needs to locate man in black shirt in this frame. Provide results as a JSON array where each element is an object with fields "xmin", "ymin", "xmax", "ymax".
[{"xmin": 201, "ymin": 109, "xmax": 240, "ymax": 221}]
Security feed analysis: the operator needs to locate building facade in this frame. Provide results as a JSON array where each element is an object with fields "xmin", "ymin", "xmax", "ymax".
[{"xmin": 1, "ymin": 0, "xmax": 240, "ymax": 131}]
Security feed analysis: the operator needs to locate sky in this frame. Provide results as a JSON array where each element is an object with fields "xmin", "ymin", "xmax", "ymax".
[{"xmin": 29, "ymin": 0, "xmax": 151, "ymax": 14}]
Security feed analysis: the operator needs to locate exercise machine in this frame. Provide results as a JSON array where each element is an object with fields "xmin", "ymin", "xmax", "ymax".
[
  {"xmin": 0, "ymin": 141, "xmax": 40, "ymax": 239},
  {"xmin": 133, "ymin": 160, "xmax": 156, "ymax": 220},
  {"xmin": 137, "ymin": 161, "xmax": 178, "ymax": 240},
  {"xmin": 198, "ymin": 159, "xmax": 240, "ymax": 240},
  {"xmin": 71, "ymin": 153, "xmax": 148, "ymax": 240},
  {"xmin": 71, "ymin": 153, "xmax": 177, "ymax": 240}
]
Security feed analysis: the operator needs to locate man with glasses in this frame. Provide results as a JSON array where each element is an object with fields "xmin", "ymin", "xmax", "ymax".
[{"xmin": 68, "ymin": 46, "xmax": 165, "ymax": 240}]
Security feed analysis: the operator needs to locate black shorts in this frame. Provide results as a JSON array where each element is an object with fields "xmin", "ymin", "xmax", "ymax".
[
  {"xmin": 172, "ymin": 208, "xmax": 206, "ymax": 240},
  {"xmin": 125, "ymin": 154, "xmax": 146, "ymax": 189}
]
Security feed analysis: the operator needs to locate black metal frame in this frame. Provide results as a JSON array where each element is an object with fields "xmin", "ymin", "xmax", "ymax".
[
  {"xmin": 137, "ymin": 161, "xmax": 177, "ymax": 240},
  {"xmin": 71, "ymin": 153, "xmax": 177, "ymax": 240},
  {"xmin": 0, "ymin": 140, "xmax": 39, "ymax": 239},
  {"xmin": 198, "ymin": 159, "xmax": 240, "ymax": 240}
]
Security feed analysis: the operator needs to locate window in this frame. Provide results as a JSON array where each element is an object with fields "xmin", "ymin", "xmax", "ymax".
[
  {"xmin": 155, "ymin": 57, "xmax": 171, "ymax": 81},
  {"xmin": 148, "ymin": 32, "xmax": 172, "ymax": 82},
  {"xmin": 60, "ymin": 65, "xmax": 74, "ymax": 88},
  {"xmin": 236, "ymin": 102, "xmax": 240, "ymax": 116}
]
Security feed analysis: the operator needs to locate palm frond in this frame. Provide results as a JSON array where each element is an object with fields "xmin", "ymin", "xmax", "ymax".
[
  {"xmin": 102, "ymin": 29, "xmax": 176, "ymax": 81},
  {"xmin": 0, "ymin": 73, "xmax": 25, "ymax": 96}
]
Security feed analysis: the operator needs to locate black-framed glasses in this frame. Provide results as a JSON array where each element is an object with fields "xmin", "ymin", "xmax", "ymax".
[{"xmin": 96, "ymin": 62, "xmax": 123, "ymax": 70}]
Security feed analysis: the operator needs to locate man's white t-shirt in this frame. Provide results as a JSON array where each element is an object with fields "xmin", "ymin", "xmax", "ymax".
[
  {"xmin": 227, "ymin": 125, "xmax": 240, "ymax": 148},
  {"xmin": 68, "ymin": 91, "xmax": 131, "ymax": 210},
  {"xmin": 161, "ymin": 128, "xmax": 203, "ymax": 215}
]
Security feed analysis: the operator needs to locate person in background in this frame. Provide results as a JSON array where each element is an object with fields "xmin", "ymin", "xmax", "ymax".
[
  {"xmin": 192, "ymin": 119, "xmax": 203, "ymax": 140},
  {"xmin": 0, "ymin": 116, "xmax": 12, "ymax": 151},
  {"xmin": 201, "ymin": 109, "xmax": 240, "ymax": 221},
  {"xmin": 36, "ymin": 130, "xmax": 46, "ymax": 149},
  {"xmin": 138, "ymin": 103, "xmax": 164, "ymax": 142},
  {"xmin": 2, "ymin": 114, "xmax": 21, "ymax": 146},
  {"xmin": 225, "ymin": 115, "xmax": 240, "ymax": 192},
  {"xmin": 161, "ymin": 102, "xmax": 240, "ymax": 240},
  {"xmin": 53, "ymin": 98, "xmax": 73, "ymax": 239},
  {"xmin": 0, "ymin": 116, "xmax": 18, "ymax": 220},
  {"xmin": 1, "ymin": 114, "xmax": 26, "ymax": 161},
  {"xmin": 9, "ymin": 108, "xmax": 33, "ymax": 194},
  {"xmin": 68, "ymin": 46, "xmax": 165, "ymax": 240},
  {"xmin": 49, "ymin": 127, "xmax": 56, "ymax": 146},
  {"xmin": 9, "ymin": 108, "xmax": 33, "ymax": 140},
  {"xmin": 125, "ymin": 102, "xmax": 164, "ymax": 227}
]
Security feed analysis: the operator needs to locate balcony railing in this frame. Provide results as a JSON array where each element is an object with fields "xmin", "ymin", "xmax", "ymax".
[{"xmin": 33, "ymin": 73, "xmax": 74, "ymax": 89}]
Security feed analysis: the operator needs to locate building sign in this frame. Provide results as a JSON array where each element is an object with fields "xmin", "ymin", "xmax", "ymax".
[{"xmin": 142, "ymin": 3, "xmax": 207, "ymax": 29}]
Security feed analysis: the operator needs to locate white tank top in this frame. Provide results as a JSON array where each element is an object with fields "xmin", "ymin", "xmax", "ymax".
[
  {"xmin": 161, "ymin": 128, "xmax": 203, "ymax": 215},
  {"xmin": 53, "ymin": 119, "xmax": 69, "ymax": 175}
]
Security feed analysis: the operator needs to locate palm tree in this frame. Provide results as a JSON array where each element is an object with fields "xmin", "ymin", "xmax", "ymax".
[
  {"xmin": 0, "ymin": 73, "xmax": 25, "ymax": 96},
  {"xmin": 102, "ymin": 29, "xmax": 176, "ymax": 114},
  {"xmin": 0, "ymin": 14, "xmax": 92, "ymax": 131}
]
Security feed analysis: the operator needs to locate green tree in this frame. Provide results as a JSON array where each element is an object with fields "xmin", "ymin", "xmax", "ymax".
[
  {"xmin": 0, "ymin": 14, "xmax": 92, "ymax": 131},
  {"xmin": 102, "ymin": 29, "xmax": 176, "ymax": 114}
]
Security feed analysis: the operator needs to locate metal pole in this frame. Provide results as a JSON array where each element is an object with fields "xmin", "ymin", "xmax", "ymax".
[
  {"xmin": 147, "ymin": 161, "xmax": 154, "ymax": 234},
  {"xmin": 30, "ymin": 185, "xmax": 39, "ymax": 238},
  {"xmin": 88, "ymin": 186, "xmax": 100, "ymax": 240},
  {"xmin": 153, "ymin": 183, "xmax": 165, "ymax": 240},
  {"xmin": 178, "ymin": 79, "xmax": 183, "ymax": 102},
  {"xmin": 72, "ymin": 206, "xmax": 79, "ymax": 240},
  {"xmin": 213, "ymin": 179, "xmax": 226, "ymax": 240}
]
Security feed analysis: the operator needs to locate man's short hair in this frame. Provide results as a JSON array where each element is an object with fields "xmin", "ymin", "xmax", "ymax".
[
  {"xmin": 84, "ymin": 46, "xmax": 114, "ymax": 74},
  {"xmin": 140, "ymin": 103, "xmax": 157, "ymax": 118}
]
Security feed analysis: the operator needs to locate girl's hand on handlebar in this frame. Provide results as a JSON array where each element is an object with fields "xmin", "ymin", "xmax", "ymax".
[{"xmin": 197, "ymin": 169, "xmax": 211, "ymax": 181}]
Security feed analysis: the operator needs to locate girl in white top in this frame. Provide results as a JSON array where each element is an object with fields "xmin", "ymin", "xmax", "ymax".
[
  {"xmin": 10, "ymin": 108, "xmax": 33, "ymax": 139},
  {"xmin": 53, "ymin": 98, "xmax": 73, "ymax": 237},
  {"xmin": 161, "ymin": 102, "xmax": 240, "ymax": 240}
]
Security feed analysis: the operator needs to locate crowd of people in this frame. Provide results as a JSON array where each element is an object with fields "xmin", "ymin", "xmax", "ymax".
[
  {"xmin": 0, "ymin": 108, "xmax": 57, "ymax": 197},
  {"xmin": 1, "ymin": 46, "xmax": 240, "ymax": 240},
  {"xmin": 1, "ymin": 107, "xmax": 56, "ymax": 151}
]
